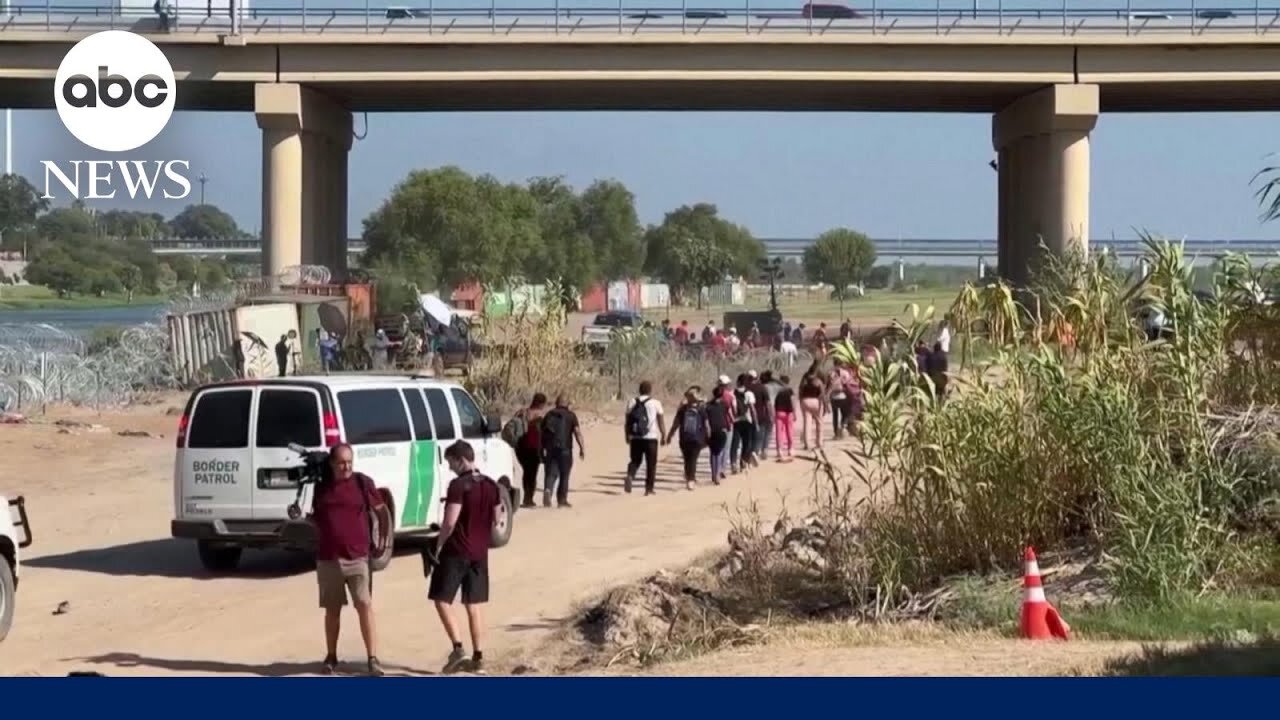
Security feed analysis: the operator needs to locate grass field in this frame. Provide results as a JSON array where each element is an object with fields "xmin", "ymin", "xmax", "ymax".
[{"xmin": 0, "ymin": 284, "xmax": 167, "ymax": 310}]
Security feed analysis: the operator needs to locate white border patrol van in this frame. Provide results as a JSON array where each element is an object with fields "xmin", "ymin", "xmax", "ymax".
[{"xmin": 170, "ymin": 375, "xmax": 519, "ymax": 572}]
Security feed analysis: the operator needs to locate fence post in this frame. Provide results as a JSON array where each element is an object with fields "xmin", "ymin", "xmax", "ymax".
[
  {"xmin": 40, "ymin": 351, "xmax": 47, "ymax": 415},
  {"xmin": 616, "ymin": 352, "xmax": 623, "ymax": 399}
]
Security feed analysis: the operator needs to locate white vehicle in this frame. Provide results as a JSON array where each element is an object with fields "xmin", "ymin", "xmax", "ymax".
[
  {"xmin": 1, "ymin": 495, "xmax": 33, "ymax": 643},
  {"xmin": 171, "ymin": 375, "xmax": 520, "ymax": 573}
]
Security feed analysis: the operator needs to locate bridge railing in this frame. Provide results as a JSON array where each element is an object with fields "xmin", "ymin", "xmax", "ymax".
[{"xmin": 2, "ymin": 3, "xmax": 1280, "ymax": 37}]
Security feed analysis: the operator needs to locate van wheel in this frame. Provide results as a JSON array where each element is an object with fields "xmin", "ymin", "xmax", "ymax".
[
  {"xmin": 196, "ymin": 541, "xmax": 242, "ymax": 573},
  {"xmin": 0, "ymin": 556, "xmax": 15, "ymax": 643},
  {"xmin": 491, "ymin": 483, "xmax": 514, "ymax": 548},
  {"xmin": 370, "ymin": 492, "xmax": 395, "ymax": 572}
]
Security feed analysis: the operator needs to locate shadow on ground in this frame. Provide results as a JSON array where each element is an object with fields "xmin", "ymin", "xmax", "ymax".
[
  {"xmin": 25, "ymin": 538, "xmax": 418, "ymax": 580},
  {"xmin": 1097, "ymin": 635, "xmax": 1280, "ymax": 676},
  {"xmin": 65, "ymin": 652, "xmax": 433, "ymax": 677}
]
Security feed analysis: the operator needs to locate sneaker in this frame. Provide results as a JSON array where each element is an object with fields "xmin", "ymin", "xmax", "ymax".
[
  {"xmin": 685, "ymin": 480, "xmax": 694, "ymax": 491},
  {"xmin": 367, "ymin": 656, "xmax": 385, "ymax": 677},
  {"xmin": 520, "ymin": 500, "xmax": 537, "ymax": 509},
  {"xmin": 542, "ymin": 490, "xmax": 552, "ymax": 508},
  {"xmin": 623, "ymin": 474, "xmax": 634, "ymax": 493},
  {"xmin": 443, "ymin": 646, "xmax": 468, "ymax": 674},
  {"xmin": 558, "ymin": 500, "xmax": 573, "ymax": 509},
  {"xmin": 321, "ymin": 654, "xmax": 338, "ymax": 675},
  {"xmin": 469, "ymin": 655, "xmax": 487, "ymax": 675}
]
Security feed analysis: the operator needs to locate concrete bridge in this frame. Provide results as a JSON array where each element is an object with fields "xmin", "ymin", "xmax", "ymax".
[
  {"xmin": 147, "ymin": 235, "xmax": 1280, "ymax": 262},
  {"xmin": 5, "ymin": 3, "xmax": 1280, "ymax": 286}
]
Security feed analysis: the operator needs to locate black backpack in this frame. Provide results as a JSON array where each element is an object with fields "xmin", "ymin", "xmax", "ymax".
[
  {"xmin": 706, "ymin": 398, "xmax": 729, "ymax": 433},
  {"xmin": 733, "ymin": 388, "xmax": 751, "ymax": 422},
  {"xmin": 541, "ymin": 408, "xmax": 572, "ymax": 451},
  {"xmin": 626, "ymin": 397, "xmax": 651, "ymax": 438},
  {"xmin": 678, "ymin": 403, "xmax": 707, "ymax": 445}
]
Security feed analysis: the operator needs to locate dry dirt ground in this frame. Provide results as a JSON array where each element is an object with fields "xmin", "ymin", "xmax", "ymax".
[{"xmin": 2, "ymin": 395, "xmax": 1136, "ymax": 676}]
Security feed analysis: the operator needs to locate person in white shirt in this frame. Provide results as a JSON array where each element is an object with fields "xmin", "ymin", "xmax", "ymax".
[
  {"xmin": 623, "ymin": 381, "xmax": 666, "ymax": 496},
  {"xmin": 779, "ymin": 338, "xmax": 798, "ymax": 368},
  {"xmin": 936, "ymin": 317, "xmax": 952, "ymax": 354},
  {"xmin": 728, "ymin": 373, "xmax": 758, "ymax": 473}
]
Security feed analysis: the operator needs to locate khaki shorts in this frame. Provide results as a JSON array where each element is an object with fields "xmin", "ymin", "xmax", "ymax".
[{"xmin": 316, "ymin": 558, "xmax": 372, "ymax": 609}]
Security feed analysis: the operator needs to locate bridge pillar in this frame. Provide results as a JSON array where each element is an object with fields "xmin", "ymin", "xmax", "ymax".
[
  {"xmin": 255, "ymin": 83, "xmax": 352, "ymax": 282},
  {"xmin": 992, "ymin": 84, "xmax": 1098, "ymax": 287}
]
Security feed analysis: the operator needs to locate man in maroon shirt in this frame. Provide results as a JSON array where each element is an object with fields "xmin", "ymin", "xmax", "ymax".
[
  {"xmin": 428, "ymin": 440, "xmax": 501, "ymax": 674},
  {"xmin": 311, "ymin": 443, "xmax": 390, "ymax": 676}
]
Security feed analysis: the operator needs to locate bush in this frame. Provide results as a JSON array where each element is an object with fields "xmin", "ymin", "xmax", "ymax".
[{"xmin": 761, "ymin": 238, "xmax": 1280, "ymax": 614}]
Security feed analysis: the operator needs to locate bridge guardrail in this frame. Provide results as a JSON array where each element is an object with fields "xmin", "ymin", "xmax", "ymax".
[{"xmin": 1, "ymin": 3, "xmax": 1280, "ymax": 37}]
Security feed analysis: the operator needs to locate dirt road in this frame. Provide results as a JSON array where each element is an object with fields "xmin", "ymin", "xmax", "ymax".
[{"xmin": 1, "ymin": 397, "xmax": 833, "ymax": 676}]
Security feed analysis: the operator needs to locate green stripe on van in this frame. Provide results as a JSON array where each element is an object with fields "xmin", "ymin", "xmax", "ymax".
[{"xmin": 402, "ymin": 440, "xmax": 436, "ymax": 527}]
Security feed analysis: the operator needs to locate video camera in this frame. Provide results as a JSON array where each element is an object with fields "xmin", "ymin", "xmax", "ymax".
[{"xmin": 285, "ymin": 442, "xmax": 331, "ymax": 520}]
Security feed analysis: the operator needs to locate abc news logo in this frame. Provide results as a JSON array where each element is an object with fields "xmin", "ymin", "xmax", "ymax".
[{"xmin": 43, "ymin": 31, "xmax": 191, "ymax": 202}]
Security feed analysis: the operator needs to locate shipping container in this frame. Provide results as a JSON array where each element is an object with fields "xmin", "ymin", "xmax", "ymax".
[
  {"xmin": 343, "ymin": 283, "xmax": 375, "ymax": 335},
  {"xmin": 165, "ymin": 307, "xmax": 237, "ymax": 385},
  {"xmin": 233, "ymin": 304, "xmax": 302, "ymax": 379},
  {"xmin": 452, "ymin": 282, "xmax": 484, "ymax": 312},
  {"xmin": 579, "ymin": 284, "xmax": 607, "ymax": 314},
  {"xmin": 640, "ymin": 283, "xmax": 671, "ymax": 310},
  {"xmin": 606, "ymin": 281, "xmax": 632, "ymax": 312}
]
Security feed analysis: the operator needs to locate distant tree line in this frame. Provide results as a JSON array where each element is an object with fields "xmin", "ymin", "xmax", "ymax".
[
  {"xmin": 358, "ymin": 166, "xmax": 883, "ymax": 307},
  {"xmin": 0, "ymin": 173, "xmax": 247, "ymax": 299}
]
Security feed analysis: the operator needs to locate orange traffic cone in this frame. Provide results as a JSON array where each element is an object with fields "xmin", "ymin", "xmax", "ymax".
[{"xmin": 1019, "ymin": 546, "xmax": 1070, "ymax": 640}]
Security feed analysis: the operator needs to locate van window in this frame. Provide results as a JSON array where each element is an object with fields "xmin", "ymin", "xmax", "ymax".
[
  {"xmin": 450, "ymin": 388, "xmax": 486, "ymax": 439},
  {"xmin": 338, "ymin": 389, "xmax": 411, "ymax": 445},
  {"xmin": 256, "ymin": 389, "xmax": 321, "ymax": 448},
  {"xmin": 401, "ymin": 388, "xmax": 433, "ymax": 440},
  {"xmin": 188, "ymin": 389, "xmax": 252, "ymax": 448},
  {"xmin": 423, "ymin": 388, "xmax": 456, "ymax": 439}
]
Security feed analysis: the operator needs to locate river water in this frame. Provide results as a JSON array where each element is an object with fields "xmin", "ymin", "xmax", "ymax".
[{"xmin": 0, "ymin": 305, "xmax": 166, "ymax": 334}]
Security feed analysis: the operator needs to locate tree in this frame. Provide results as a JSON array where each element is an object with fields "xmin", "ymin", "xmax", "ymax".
[
  {"xmin": 528, "ymin": 175, "xmax": 594, "ymax": 292},
  {"xmin": 0, "ymin": 173, "xmax": 48, "ymax": 251},
  {"xmin": 803, "ymin": 228, "xmax": 878, "ymax": 312},
  {"xmin": 23, "ymin": 244, "xmax": 82, "ymax": 297},
  {"xmin": 118, "ymin": 263, "xmax": 143, "ymax": 302},
  {"xmin": 579, "ymin": 179, "xmax": 643, "ymax": 281},
  {"xmin": 36, "ymin": 206, "xmax": 96, "ymax": 240},
  {"xmin": 644, "ymin": 203, "xmax": 762, "ymax": 303},
  {"xmin": 97, "ymin": 209, "xmax": 168, "ymax": 239},
  {"xmin": 169, "ymin": 204, "xmax": 242, "ymax": 239},
  {"xmin": 674, "ymin": 235, "xmax": 733, "ymax": 309},
  {"xmin": 363, "ymin": 166, "xmax": 540, "ymax": 289}
]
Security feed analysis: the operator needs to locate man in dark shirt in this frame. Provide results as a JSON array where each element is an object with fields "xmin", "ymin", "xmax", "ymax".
[
  {"xmin": 311, "ymin": 443, "xmax": 390, "ymax": 676},
  {"xmin": 541, "ymin": 394, "xmax": 585, "ymax": 508},
  {"xmin": 429, "ymin": 440, "xmax": 501, "ymax": 674}
]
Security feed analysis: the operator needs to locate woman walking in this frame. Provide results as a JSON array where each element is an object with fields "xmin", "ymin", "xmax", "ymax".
[
  {"xmin": 798, "ymin": 362, "xmax": 826, "ymax": 450},
  {"xmin": 773, "ymin": 374, "xmax": 796, "ymax": 461},
  {"xmin": 666, "ymin": 387, "xmax": 710, "ymax": 491},
  {"xmin": 514, "ymin": 393, "xmax": 548, "ymax": 508}
]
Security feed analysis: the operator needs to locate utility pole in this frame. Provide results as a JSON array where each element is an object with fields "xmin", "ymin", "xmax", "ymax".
[
  {"xmin": 199, "ymin": 173, "xmax": 208, "ymax": 205},
  {"xmin": 758, "ymin": 256, "xmax": 785, "ymax": 314}
]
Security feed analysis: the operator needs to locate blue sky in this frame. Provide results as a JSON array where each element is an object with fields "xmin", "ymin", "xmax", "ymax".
[
  {"xmin": 12, "ymin": 0, "xmax": 1280, "ymax": 241},
  {"xmin": 17, "ymin": 108, "xmax": 1278, "ymax": 242}
]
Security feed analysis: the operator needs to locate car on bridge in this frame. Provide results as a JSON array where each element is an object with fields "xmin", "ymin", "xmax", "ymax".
[{"xmin": 801, "ymin": 2, "xmax": 859, "ymax": 19}]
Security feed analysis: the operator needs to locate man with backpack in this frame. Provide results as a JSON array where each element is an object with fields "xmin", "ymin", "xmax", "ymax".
[
  {"xmin": 665, "ymin": 386, "xmax": 709, "ymax": 491},
  {"xmin": 729, "ymin": 373, "xmax": 758, "ymax": 474},
  {"xmin": 623, "ymin": 380, "xmax": 666, "ymax": 495},
  {"xmin": 540, "ymin": 394, "xmax": 584, "ymax": 508}
]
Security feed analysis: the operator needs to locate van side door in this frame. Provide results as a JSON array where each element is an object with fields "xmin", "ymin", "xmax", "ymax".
[
  {"xmin": 449, "ymin": 387, "xmax": 491, "ymax": 466},
  {"xmin": 422, "ymin": 387, "xmax": 459, "ymax": 515},
  {"xmin": 399, "ymin": 387, "xmax": 439, "ymax": 530},
  {"xmin": 179, "ymin": 387, "xmax": 255, "ymax": 520},
  {"xmin": 251, "ymin": 386, "xmax": 324, "ymax": 521},
  {"xmin": 334, "ymin": 388, "xmax": 413, "ymax": 532}
]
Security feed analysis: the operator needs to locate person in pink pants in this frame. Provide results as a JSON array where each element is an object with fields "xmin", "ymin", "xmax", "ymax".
[{"xmin": 773, "ymin": 375, "xmax": 796, "ymax": 461}]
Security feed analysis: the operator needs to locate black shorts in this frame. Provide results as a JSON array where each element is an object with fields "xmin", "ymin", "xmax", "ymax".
[{"xmin": 427, "ymin": 553, "xmax": 490, "ymax": 605}]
